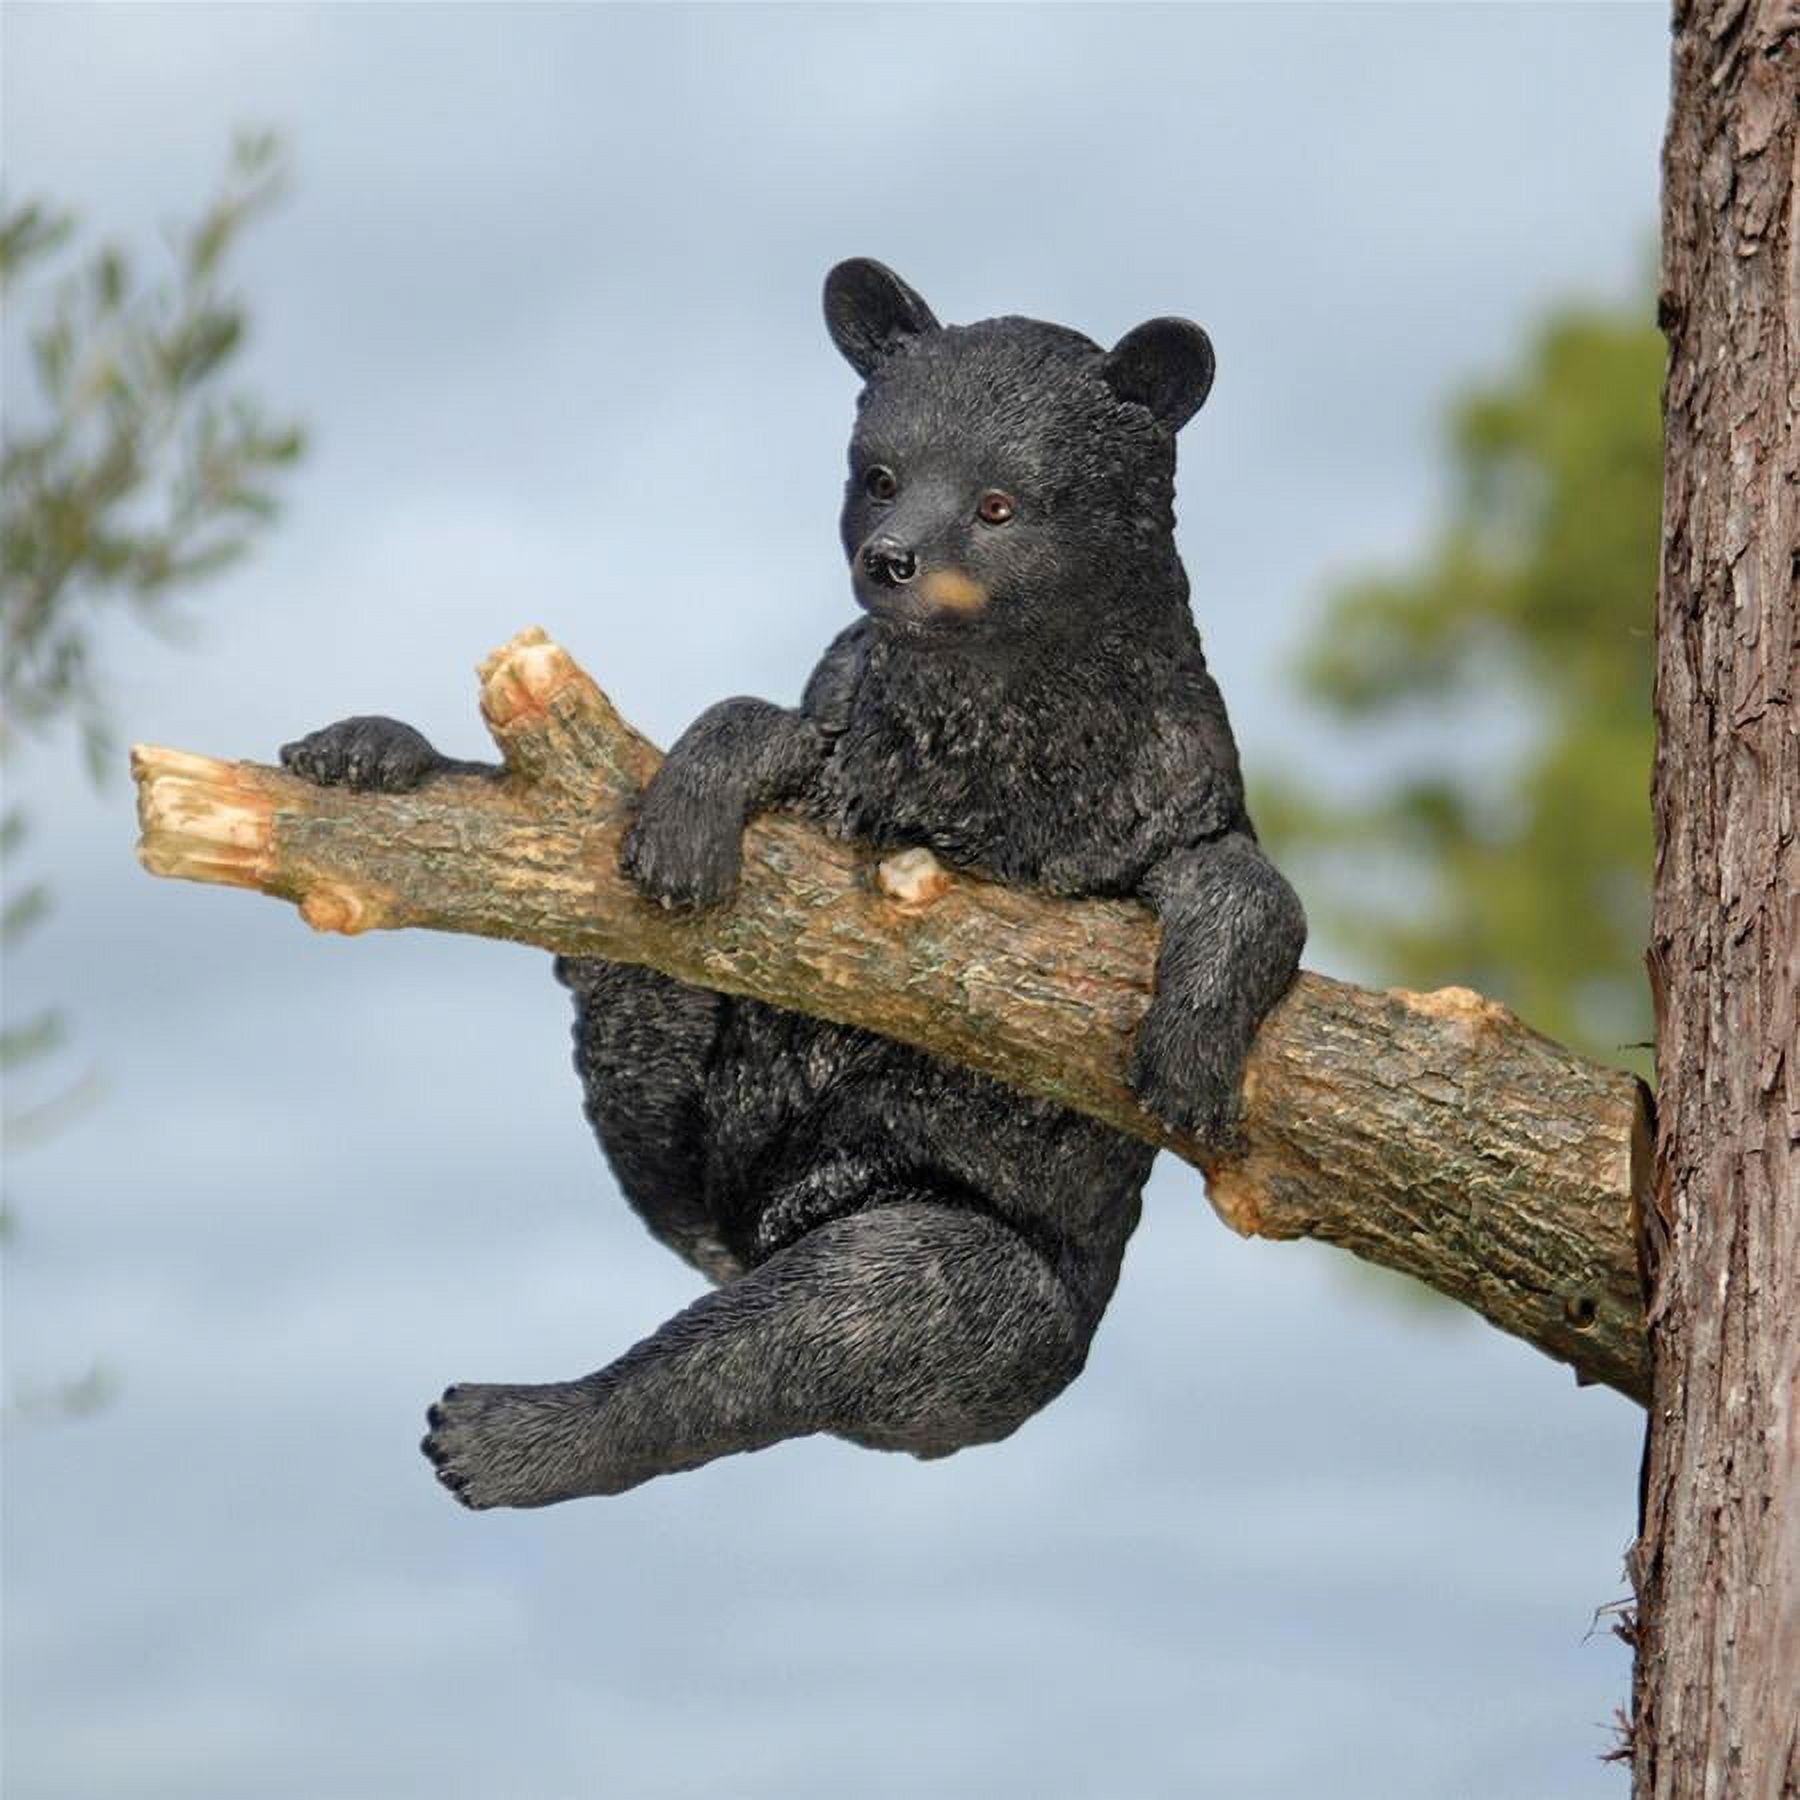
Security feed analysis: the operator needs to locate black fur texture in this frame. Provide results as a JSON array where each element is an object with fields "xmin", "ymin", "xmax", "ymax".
[{"xmin": 280, "ymin": 260, "xmax": 1306, "ymax": 1508}]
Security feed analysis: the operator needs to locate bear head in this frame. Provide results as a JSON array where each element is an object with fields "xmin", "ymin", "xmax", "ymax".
[{"xmin": 824, "ymin": 258, "xmax": 1214, "ymax": 650}]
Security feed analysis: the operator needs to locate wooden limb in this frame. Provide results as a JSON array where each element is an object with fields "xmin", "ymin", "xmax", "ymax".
[{"xmin": 132, "ymin": 627, "xmax": 1652, "ymax": 1402}]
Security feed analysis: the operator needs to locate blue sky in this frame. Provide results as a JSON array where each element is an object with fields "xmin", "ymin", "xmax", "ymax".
[{"xmin": 5, "ymin": 7, "xmax": 1662, "ymax": 1796}]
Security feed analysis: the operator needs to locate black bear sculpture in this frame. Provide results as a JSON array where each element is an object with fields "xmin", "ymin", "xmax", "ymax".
[{"xmin": 279, "ymin": 260, "xmax": 1306, "ymax": 1507}]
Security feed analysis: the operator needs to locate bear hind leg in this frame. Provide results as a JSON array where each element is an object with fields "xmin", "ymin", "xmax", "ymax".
[
  {"xmin": 555, "ymin": 956, "xmax": 740, "ymax": 1282},
  {"xmin": 421, "ymin": 1195, "xmax": 1092, "ymax": 1508}
]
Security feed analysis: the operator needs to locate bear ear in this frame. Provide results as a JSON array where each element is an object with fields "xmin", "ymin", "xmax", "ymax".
[
  {"xmin": 1100, "ymin": 318, "xmax": 1216, "ymax": 431},
  {"xmin": 823, "ymin": 259, "xmax": 941, "ymax": 378}
]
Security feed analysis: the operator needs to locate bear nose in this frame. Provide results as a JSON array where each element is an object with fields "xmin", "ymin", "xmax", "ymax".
[{"xmin": 862, "ymin": 537, "xmax": 918, "ymax": 587}]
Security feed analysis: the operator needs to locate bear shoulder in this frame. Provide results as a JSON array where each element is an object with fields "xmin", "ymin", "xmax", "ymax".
[
  {"xmin": 800, "ymin": 622, "xmax": 874, "ymax": 739},
  {"xmin": 1127, "ymin": 643, "xmax": 1250, "ymax": 851}
]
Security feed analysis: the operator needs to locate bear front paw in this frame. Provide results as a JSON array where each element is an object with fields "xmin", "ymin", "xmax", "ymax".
[
  {"xmin": 1127, "ymin": 1012, "xmax": 1247, "ymax": 1150},
  {"xmin": 279, "ymin": 717, "xmax": 444, "ymax": 792},
  {"xmin": 619, "ymin": 776, "xmax": 745, "ymax": 910}
]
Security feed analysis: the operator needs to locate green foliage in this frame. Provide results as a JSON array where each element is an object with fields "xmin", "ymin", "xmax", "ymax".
[
  {"xmin": 2, "ymin": 129, "xmax": 305, "ymax": 774},
  {"xmin": 1, "ymin": 133, "xmax": 305, "ymax": 1283},
  {"xmin": 1260, "ymin": 291, "xmax": 1662, "ymax": 1067}
]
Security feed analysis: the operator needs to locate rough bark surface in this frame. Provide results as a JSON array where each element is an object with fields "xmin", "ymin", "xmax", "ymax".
[
  {"xmin": 133, "ymin": 629, "xmax": 1652, "ymax": 1401},
  {"xmin": 1632, "ymin": 2, "xmax": 1800, "ymax": 1793}
]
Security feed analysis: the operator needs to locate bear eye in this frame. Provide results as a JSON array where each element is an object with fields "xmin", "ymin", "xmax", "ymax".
[
  {"xmin": 864, "ymin": 466, "xmax": 899, "ymax": 502},
  {"xmin": 976, "ymin": 491, "xmax": 1016, "ymax": 526}
]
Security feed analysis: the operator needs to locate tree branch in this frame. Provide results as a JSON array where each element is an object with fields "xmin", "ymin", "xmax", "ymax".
[{"xmin": 132, "ymin": 627, "xmax": 1652, "ymax": 1402}]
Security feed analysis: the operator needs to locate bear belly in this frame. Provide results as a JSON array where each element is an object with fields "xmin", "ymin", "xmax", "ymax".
[{"xmin": 695, "ymin": 993, "xmax": 1151, "ymax": 1299}]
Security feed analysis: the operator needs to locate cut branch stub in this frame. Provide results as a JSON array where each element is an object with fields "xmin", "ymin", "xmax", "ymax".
[
  {"xmin": 476, "ymin": 626, "xmax": 658, "ymax": 797},
  {"xmin": 132, "ymin": 626, "xmax": 1652, "ymax": 1402}
]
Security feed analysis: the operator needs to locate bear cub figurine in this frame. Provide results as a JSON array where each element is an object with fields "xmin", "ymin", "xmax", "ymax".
[{"xmin": 280, "ymin": 260, "xmax": 1306, "ymax": 1508}]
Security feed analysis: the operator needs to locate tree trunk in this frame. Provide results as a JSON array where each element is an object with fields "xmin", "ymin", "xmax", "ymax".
[
  {"xmin": 1632, "ymin": 1, "xmax": 1800, "ymax": 1793},
  {"xmin": 131, "ymin": 629, "xmax": 1653, "ymax": 1401}
]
